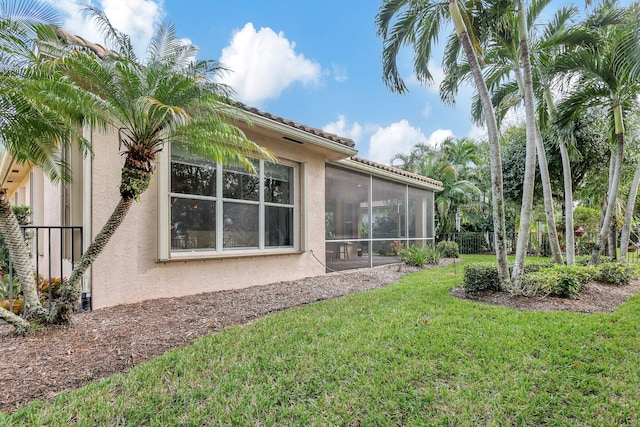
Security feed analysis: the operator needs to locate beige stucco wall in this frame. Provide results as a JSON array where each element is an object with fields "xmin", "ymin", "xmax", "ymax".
[{"xmin": 89, "ymin": 124, "xmax": 331, "ymax": 310}]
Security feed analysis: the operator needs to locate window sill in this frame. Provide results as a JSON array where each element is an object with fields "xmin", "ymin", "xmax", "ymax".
[{"xmin": 159, "ymin": 248, "xmax": 303, "ymax": 263}]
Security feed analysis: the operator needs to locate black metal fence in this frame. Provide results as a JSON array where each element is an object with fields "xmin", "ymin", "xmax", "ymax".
[
  {"xmin": 437, "ymin": 232, "xmax": 640, "ymax": 263},
  {"xmin": 436, "ymin": 232, "xmax": 549, "ymax": 256},
  {"xmin": 3, "ymin": 226, "xmax": 84, "ymax": 313}
]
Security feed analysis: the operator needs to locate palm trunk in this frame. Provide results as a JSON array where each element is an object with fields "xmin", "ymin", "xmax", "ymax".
[
  {"xmin": 47, "ymin": 196, "xmax": 134, "ymax": 324},
  {"xmin": 534, "ymin": 126, "xmax": 563, "ymax": 263},
  {"xmin": 0, "ymin": 189, "xmax": 46, "ymax": 324},
  {"xmin": 511, "ymin": 2, "xmax": 537, "ymax": 289},
  {"xmin": 620, "ymin": 155, "xmax": 640, "ymax": 261},
  {"xmin": 0, "ymin": 306, "xmax": 31, "ymax": 334},
  {"xmin": 543, "ymin": 88, "xmax": 574, "ymax": 264},
  {"xmin": 450, "ymin": 0, "xmax": 510, "ymax": 287},
  {"xmin": 590, "ymin": 125, "xmax": 624, "ymax": 265}
]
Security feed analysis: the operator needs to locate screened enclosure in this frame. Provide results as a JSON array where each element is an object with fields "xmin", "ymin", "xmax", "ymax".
[{"xmin": 325, "ymin": 164, "xmax": 436, "ymax": 271}]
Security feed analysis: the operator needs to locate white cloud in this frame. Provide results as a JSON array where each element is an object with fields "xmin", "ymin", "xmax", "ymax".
[
  {"xmin": 466, "ymin": 124, "xmax": 487, "ymax": 142},
  {"xmin": 427, "ymin": 129, "xmax": 454, "ymax": 148},
  {"xmin": 332, "ymin": 63, "xmax": 348, "ymax": 83},
  {"xmin": 422, "ymin": 103, "xmax": 432, "ymax": 118},
  {"xmin": 219, "ymin": 22, "xmax": 322, "ymax": 106},
  {"xmin": 368, "ymin": 120, "xmax": 430, "ymax": 165},
  {"xmin": 45, "ymin": 0, "xmax": 164, "ymax": 58},
  {"xmin": 323, "ymin": 115, "xmax": 363, "ymax": 142}
]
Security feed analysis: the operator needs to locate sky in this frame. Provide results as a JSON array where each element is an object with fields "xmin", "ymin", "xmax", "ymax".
[{"xmin": 44, "ymin": 0, "xmax": 487, "ymax": 166}]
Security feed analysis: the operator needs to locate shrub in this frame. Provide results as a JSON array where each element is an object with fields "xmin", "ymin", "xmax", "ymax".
[
  {"xmin": 577, "ymin": 240, "xmax": 596, "ymax": 256},
  {"xmin": 463, "ymin": 264, "xmax": 501, "ymax": 292},
  {"xmin": 574, "ymin": 255, "xmax": 591, "ymax": 266},
  {"xmin": 399, "ymin": 245, "xmax": 440, "ymax": 267},
  {"xmin": 594, "ymin": 262, "xmax": 636, "ymax": 286},
  {"xmin": 436, "ymin": 240, "xmax": 459, "ymax": 258},
  {"xmin": 522, "ymin": 259, "xmax": 556, "ymax": 274},
  {"xmin": 521, "ymin": 265, "xmax": 596, "ymax": 298}
]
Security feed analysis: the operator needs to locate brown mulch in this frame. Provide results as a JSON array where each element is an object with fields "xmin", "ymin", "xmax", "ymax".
[
  {"xmin": 2, "ymin": 258, "xmax": 639, "ymax": 414},
  {"xmin": 450, "ymin": 279, "xmax": 640, "ymax": 314}
]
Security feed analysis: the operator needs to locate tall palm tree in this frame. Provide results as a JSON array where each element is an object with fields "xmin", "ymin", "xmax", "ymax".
[
  {"xmin": 0, "ymin": 0, "xmax": 97, "ymax": 332},
  {"xmin": 376, "ymin": 0, "xmax": 510, "ymax": 287},
  {"xmin": 43, "ymin": 8, "xmax": 271, "ymax": 324},
  {"xmin": 554, "ymin": 0, "xmax": 640, "ymax": 265}
]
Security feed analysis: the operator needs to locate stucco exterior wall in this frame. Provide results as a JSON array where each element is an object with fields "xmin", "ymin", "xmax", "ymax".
[{"xmin": 89, "ymin": 125, "xmax": 329, "ymax": 310}]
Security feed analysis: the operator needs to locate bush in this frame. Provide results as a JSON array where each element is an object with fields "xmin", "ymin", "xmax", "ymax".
[
  {"xmin": 463, "ymin": 264, "xmax": 501, "ymax": 292},
  {"xmin": 574, "ymin": 255, "xmax": 591, "ymax": 266},
  {"xmin": 522, "ymin": 259, "xmax": 556, "ymax": 274},
  {"xmin": 577, "ymin": 240, "xmax": 596, "ymax": 256},
  {"xmin": 436, "ymin": 240, "xmax": 459, "ymax": 258},
  {"xmin": 521, "ymin": 265, "xmax": 596, "ymax": 298},
  {"xmin": 399, "ymin": 245, "xmax": 440, "ymax": 267},
  {"xmin": 594, "ymin": 262, "xmax": 636, "ymax": 285}
]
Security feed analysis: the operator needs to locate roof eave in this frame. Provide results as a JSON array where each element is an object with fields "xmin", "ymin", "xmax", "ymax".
[
  {"xmin": 231, "ymin": 109, "xmax": 358, "ymax": 158},
  {"xmin": 333, "ymin": 158, "xmax": 444, "ymax": 192}
]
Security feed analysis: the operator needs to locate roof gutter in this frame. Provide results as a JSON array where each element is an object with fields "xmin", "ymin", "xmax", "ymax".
[
  {"xmin": 333, "ymin": 158, "xmax": 444, "ymax": 192},
  {"xmin": 0, "ymin": 152, "xmax": 14, "ymax": 187}
]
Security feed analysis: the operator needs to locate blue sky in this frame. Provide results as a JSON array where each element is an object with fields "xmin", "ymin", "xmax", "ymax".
[{"xmin": 45, "ymin": 0, "xmax": 487, "ymax": 165}]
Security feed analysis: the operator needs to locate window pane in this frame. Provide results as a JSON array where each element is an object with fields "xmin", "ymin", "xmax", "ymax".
[
  {"xmin": 171, "ymin": 198, "xmax": 216, "ymax": 250},
  {"xmin": 223, "ymin": 202, "xmax": 259, "ymax": 248},
  {"xmin": 372, "ymin": 178, "xmax": 406, "ymax": 239},
  {"xmin": 171, "ymin": 161, "xmax": 216, "ymax": 197},
  {"xmin": 266, "ymin": 206, "xmax": 293, "ymax": 247},
  {"xmin": 223, "ymin": 162, "xmax": 259, "ymax": 201},
  {"xmin": 408, "ymin": 187, "xmax": 428, "ymax": 239},
  {"xmin": 264, "ymin": 162, "xmax": 293, "ymax": 204},
  {"xmin": 325, "ymin": 165, "xmax": 370, "ymax": 240}
]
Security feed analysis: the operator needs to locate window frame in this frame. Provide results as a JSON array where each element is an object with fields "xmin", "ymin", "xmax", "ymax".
[{"xmin": 159, "ymin": 145, "xmax": 299, "ymax": 260}]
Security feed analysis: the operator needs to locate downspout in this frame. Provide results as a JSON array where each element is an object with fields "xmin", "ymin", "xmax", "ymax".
[{"xmin": 81, "ymin": 123, "xmax": 93, "ymax": 310}]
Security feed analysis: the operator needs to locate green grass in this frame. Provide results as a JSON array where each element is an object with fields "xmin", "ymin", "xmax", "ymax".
[{"xmin": 3, "ymin": 255, "xmax": 640, "ymax": 426}]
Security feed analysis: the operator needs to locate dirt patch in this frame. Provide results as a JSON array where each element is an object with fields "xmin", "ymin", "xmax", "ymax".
[{"xmin": 2, "ymin": 257, "xmax": 638, "ymax": 413}]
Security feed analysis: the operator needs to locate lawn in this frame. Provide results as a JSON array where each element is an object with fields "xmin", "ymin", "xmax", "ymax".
[{"xmin": 2, "ymin": 255, "xmax": 639, "ymax": 426}]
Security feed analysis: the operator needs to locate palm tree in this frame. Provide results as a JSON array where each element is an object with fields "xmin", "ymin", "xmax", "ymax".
[
  {"xmin": 42, "ymin": 7, "xmax": 271, "ymax": 324},
  {"xmin": 554, "ymin": 1, "xmax": 640, "ymax": 265},
  {"xmin": 394, "ymin": 142, "xmax": 480, "ymax": 233},
  {"xmin": 0, "ymin": 0, "xmax": 97, "ymax": 332},
  {"xmin": 376, "ymin": 0, "xmax": 510, "ymax": 287}
]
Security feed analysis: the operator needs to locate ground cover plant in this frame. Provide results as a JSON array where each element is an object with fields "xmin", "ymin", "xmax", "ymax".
[{"xmin": 2, "ymin": 255, "xmax": 640, "ymax": 425}]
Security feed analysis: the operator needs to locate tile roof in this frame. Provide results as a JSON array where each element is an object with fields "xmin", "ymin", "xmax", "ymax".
[
  {"xmin": 54, "ymin": 28, "xmax": 114, "ymax": 59},
  {"xmin": 237, "ymin": 103, "xmax": 356, "ymax": 148},
  {"xmin": 350, "ymin": 156, "xmax": 443, "ymax": 188}
]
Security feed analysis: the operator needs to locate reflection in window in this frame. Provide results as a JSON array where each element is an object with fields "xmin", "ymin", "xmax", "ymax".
[
  {"xmin": 266, "ymin": 205, "xmax": 293, "ymax": 247},
  {"xmin": 170, "ymin": 152, "xmax": 295, "ymax": 253},
  {"xmin": 264, "ymin": 162, "xmax": 292, "ymax": 204},
  {"xmin": 171, "ymin": 198, "xmax": 216, "ymax": 250},
  {"xmin": 171, "ymin": 160, "xmax": 216, "ymax": 197},
  {"xmin": 223, "ymin": 203, "xmax": 259, "ymax": 248},
  {"xmin": 223, "ymin": 161, "xmax": 259, "ymax": 201}
]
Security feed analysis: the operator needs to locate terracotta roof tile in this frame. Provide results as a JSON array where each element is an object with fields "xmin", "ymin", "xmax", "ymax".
[
  {"xmin": 237, "ymin": 103, "xmax": 356, "ymax": 148},
  {"xmin": 350, "ymin": 156, "xmax": 443, "ymax": 188}
]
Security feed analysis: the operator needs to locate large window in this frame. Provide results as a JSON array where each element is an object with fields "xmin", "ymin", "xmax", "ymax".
[{"xmin": 171, "ymin": 151, "xmax": 296, "ymax": 254}]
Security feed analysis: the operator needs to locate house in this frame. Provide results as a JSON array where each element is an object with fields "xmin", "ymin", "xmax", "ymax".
[{"xmin": 1, "ymin": 102, "xmax": 442, "ymax": 312}]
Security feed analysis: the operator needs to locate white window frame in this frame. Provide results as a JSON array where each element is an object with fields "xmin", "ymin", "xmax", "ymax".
[{"xmin": 157, "ymin": 144, "xmax": 299, "ymax": 261}]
